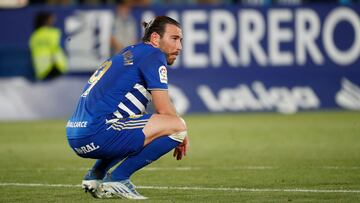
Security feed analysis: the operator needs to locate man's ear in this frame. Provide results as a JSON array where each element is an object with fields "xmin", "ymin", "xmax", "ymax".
[{"xmin": 150, "ymin": 32, "xmax": 160, "ymax": 47}]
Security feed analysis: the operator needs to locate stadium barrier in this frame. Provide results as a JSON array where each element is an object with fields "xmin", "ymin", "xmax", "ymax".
[{"xmin": 0, "ymin": 4, "xmax": 359, "ymax": 119}]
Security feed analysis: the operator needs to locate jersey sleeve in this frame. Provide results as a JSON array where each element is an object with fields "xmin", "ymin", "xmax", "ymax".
[{"xmin": 140, "ymin": 51, "xmax": 168, "ymax": 90}]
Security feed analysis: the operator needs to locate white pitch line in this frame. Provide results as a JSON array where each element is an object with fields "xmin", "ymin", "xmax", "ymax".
[
  {"xmin": 142, "ymin": 166, "xmax": 278, "ymax": 171},
  {"xmin": 0, "ymin": 166, "xmax": 278, "ymax": 171},
  {"xmin": 1, "ymin": 166, "xmax": 360, "ymax": 171},
  {"xmin": 321, "ymin": 166, "xmax": 360, "ymax": 170},
  {"xmin": 0, "ymin": 183, "xmax": 78, "ymax": 188},
  {"xmin": 0, "ymin": 182, "xmax": 360, "ymax": 194},
  {"xmin": 138, "ymin": 186, "xmax": 360, "ymax": 193}
]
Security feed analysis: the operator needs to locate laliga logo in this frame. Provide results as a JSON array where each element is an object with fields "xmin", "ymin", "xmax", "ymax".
[
  {"xmin": 158, "ymin": 66, "xmax": 168, "ymax": 84},
  {"xmin": 336, "ymin": 78, "xmax": 360, "ymax": 110},
  {"xmin": 198, "ymin": 81, "xmax": 320, "ymax": 114}
]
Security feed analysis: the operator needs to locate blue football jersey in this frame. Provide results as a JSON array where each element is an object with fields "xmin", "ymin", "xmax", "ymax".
[{"xmin": 66, "ymin": 43, "xmax": 168, "ymax": 139}]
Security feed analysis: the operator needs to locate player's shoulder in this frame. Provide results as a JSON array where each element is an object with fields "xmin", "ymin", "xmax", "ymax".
[
  {"xmin": 133, "ymin": 43, "xmax": 166, "ymax": 62},
  {"xmin": 112, "ymin": 43, "xmax": 166, "ymax": 67}
]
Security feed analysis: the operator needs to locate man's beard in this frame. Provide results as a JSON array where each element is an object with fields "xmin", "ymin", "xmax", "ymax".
[
  {"xmin": 166, "ymin": 54, "xmax": 177, "ymax": 65},
  {"xmin": 167, "ymin": 59, "xmax": 174, "ymax": 65}
]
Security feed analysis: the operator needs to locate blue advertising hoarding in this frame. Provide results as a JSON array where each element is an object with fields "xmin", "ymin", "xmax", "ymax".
[
  {"xmin": 133, "ymin": 5, "xmax": 360, "ymax": 114},
  {"xmin": 0, "ymin": 5, "xmax": 359, "ymax": 119}
]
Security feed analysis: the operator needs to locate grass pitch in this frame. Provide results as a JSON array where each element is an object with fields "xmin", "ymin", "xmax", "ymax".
[{"xmin": 0, "ymin": 111, "xmax": 360, "ymax": 202}]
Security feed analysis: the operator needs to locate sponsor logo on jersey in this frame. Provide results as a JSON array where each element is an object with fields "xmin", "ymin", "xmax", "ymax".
[
  {"xmin": 158, "ymin": 65, "xmax": 168, "ymax": 84},
  {"xmin": 66, "ymin": 121, "xmax": 88, "ymax": 128},
  {"xmin": 73, "ymin": 142, "xmax": 100, "ymax": 155},
  {"xmin": 123, "ymin": 50, "xmax": 134, "ymax": 66}
]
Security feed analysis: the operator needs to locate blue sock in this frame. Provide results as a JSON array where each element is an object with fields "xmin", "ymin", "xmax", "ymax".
[
  {"xmin": 110, "ymin": 136, "xmax": 180, "ymax": 181},
  {"xmin": 89, "ymin": 158, "xmax": 122, "ymax": 179}
]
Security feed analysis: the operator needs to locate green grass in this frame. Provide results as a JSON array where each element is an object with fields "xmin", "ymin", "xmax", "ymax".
[{"xmin": 1, "ymin": 111, "xmax": 360, "ymax": 202}]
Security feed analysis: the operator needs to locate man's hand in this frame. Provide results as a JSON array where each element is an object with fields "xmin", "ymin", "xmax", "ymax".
[{"xmin": 173, "ymin": 136, "xmax": 189, "ymax": 160}]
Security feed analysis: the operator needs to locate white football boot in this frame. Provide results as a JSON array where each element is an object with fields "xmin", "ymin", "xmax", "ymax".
[
  {"xmin": 100, "ymin": 180, "xmax": 148, "ymax": 200},
  {"xmin": 81, "ymin": 170, "xmax": 106, "ymax": 198}
]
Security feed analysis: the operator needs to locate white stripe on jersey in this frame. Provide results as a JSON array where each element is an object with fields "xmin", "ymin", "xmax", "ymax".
[
  {"xmin": 123, "ymin": 126, "xmax": 146, "ymax": 130},
  {"xmin": 125, "ymin": 119, "xmax": 149, "ymax": 124},
  {"xmin": 134, "ymin": 83, "xmax": 152, "ymax": 101},
  {"xmin": 125, "ymin": 92, "xmax": 146, "ymax": 112},
  {"xmin": 110, "ymin": 126, "xmax": 123, "ymax": 131},
  {"xmin": 110, "ymin": 125, "xmax": 146, "ymax": 131},
  {"xmin": 110, "ymin": 121, "xmax": 147, "ymax": 131},
  {"xmin": 114, "ymin": 121, "xmax": 146, "ymax": 126},
  {"xmin": 112, "ymin": 84, "xmax": 150, "ymax": 118},
  {"xmin": 122, "ymin": 122, "xmax": 147, "ymax": 127},
  {"xmin": 113, "ymin": 119, "xmax": 148, "ymax": 127},
  {"xmin": 118, "ymin": 103, "xmax": 135, "ymax": 116},
  {"xmin": 112, "ymin": 122, "xmax": 125, "ymax": 128},
  {"xmin": 113, "ymin": 111, "xmax": 123, "ymax": 118}
]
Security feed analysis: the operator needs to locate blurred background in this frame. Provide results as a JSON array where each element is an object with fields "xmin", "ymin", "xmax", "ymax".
[{"xmin": 0, "ymin": 0, "xmax": 359, "ymax": 120}]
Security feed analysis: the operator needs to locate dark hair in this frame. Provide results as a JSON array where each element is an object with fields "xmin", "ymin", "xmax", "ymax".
[
  {"xmin": 34, "ymin": 12, "xmax": 54, "ymax": 30},
  {"xmin": 142, "ymin": 16, "xmax": 181, "ymax": 42}
]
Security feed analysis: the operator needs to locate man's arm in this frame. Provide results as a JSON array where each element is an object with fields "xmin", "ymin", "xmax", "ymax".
[
  {"xmin": 151, "ymin": 90, "xmax": 177, "ymax": 116},
  {"xmin": 151, "ymin": 90, "xmax": 189, "ymax": 160}
]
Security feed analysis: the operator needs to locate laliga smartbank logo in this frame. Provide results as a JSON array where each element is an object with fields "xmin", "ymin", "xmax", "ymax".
[
  {"xmin": 198, "ymin": 81, "xmax": 320, "ymax": 114},
  {"xmin": 336, "ymin": 78, "xmax": 360, "ymax": 110}
]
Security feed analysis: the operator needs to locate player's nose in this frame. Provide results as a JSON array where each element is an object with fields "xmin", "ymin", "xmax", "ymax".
[{"xmin": 177, "ymin": 41, "xmax": 182, "ymax": 51}]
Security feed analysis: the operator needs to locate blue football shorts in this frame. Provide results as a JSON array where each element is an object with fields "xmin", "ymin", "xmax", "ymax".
[{"xmin": 67, "ymin": 114, "xmax": 152, "ymax": 160}]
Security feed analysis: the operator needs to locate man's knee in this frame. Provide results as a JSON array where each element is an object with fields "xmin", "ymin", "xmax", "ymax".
[
  {"xmin": 169, "ymin": 117, "xmax": 187, "ymax": 142},
  {"xmin": 169, "ymin": 130, "xmax": 187, "ymax": 142},
  {"xmin": 175, "ymin": 117, "xmax": 187, "ymax": 132}
]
